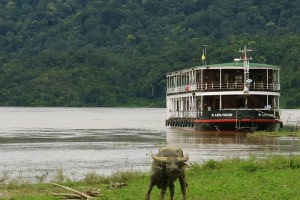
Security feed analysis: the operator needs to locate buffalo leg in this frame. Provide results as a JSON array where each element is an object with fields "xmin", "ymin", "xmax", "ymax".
[
  {"xmin": 159, "ymin": 186, "xmax": 167, "ymax": 200},
  {"xmin": 145, "ymin": 182, "xmax": 154, "ymax": 200},
  {"xmin": 179, "ymin": 174, "xmax": 187, "ymax": 200},
  {"xmin": 169, "ymin": 182, "xmax": 175, "ymax": 200}
]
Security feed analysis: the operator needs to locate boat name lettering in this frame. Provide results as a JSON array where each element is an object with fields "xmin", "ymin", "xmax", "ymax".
[{"xmin": 211, "ymin": 113, "xmax": 233, "ymax": 117}]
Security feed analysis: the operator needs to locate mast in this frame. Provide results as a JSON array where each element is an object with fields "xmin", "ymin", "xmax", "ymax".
[
  {"xmin": 202, "ymin": 45, "xmax": 208, "ymax": 66},
  {"xmin": 234, "ymin": 45, "xmax": 253, "ymax": 108},
  {"xmin": 234, "ymin": 45, "xmax": 253, "ymax": 92}
]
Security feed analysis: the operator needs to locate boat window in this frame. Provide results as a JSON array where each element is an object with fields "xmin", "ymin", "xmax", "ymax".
[
  {"xmin": 224, "ymin": 73, "xmax": 229, "ymax": 81},
  {"xmin": 235, "ymin": 75, "xmax": 243, "ymax": 82},
  {"xmin": 257, "ymin": 75, "xmax": 262, "ymax": 81}
]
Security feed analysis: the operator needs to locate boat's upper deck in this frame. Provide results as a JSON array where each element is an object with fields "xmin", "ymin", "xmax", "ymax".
[
  {"xmin": 167, "ymin": 62, "xmax": 280, "ymax": 74},
  {"xmin": 166, "ymin": 62, "xmax": 280, "ymax": 95}
]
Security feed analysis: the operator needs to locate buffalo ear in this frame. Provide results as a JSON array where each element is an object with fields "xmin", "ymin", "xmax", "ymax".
[{"xmin": 180, "ymin": 163, "xmax": 190, "ymax": 169}]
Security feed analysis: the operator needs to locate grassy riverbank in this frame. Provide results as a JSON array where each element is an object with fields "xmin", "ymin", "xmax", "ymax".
[
  {"xmin": 250, "ymin": 127, "xmax": 300, "ymax": 137},
  {"xmin": 1, "ymin": 155, "xmax": 300, "ymax": 200}
]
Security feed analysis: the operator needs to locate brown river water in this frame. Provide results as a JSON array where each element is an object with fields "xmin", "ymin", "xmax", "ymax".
[{"xmin": 0, "ymin": 107, "xmax": 299, "ymax": 182}]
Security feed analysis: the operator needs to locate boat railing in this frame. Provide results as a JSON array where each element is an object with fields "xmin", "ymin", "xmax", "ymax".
[
  {"xmin": 168, "ymin": 110, "xmax": 199, "ymax": 118},
  {"xmin": 166, "ymin": 81, "xmax": 280, "ymax": 94}
]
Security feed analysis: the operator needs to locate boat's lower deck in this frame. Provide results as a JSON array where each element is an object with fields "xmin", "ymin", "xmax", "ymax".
[{"xmin": 166, "ymin": 109, "xmax": 282, "ymax": 132}]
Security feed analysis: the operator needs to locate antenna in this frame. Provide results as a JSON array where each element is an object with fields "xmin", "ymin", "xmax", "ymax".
[{"xmin": 234, "ymin": 45, "xmax": 253, "ymax": 95}]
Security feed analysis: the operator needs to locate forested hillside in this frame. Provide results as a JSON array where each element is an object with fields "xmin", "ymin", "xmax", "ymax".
[{"xmin": 0, "ymin": 0, "xmax": 300, "ymax": 108}]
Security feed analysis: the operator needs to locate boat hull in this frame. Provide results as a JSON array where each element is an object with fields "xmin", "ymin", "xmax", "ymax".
[{"xmin": 166, "ymin": 109, "xmax": 282, "ymax": 132}]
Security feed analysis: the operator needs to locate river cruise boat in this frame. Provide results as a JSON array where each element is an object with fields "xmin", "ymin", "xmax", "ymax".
[{"xmin": 165, "ymin": 46, "xmax": 283, "ymax": 132}]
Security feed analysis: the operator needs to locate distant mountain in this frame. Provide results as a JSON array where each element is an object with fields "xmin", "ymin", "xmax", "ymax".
[{"xmin": 0, "ymin": 0, "xmax": 299, "ymax": 108}]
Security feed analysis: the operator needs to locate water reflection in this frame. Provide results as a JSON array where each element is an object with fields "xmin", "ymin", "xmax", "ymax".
[
  {"xmin": 166, "ymin": 128, "xmax": 300, "ymax": 164},
  {"xmin": 167, "ymin": 129, "xmax": 278, "ymax": 145}
]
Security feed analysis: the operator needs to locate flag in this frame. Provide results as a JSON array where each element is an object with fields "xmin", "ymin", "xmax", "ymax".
[{"xmin": 201, "ymin": 50, "xmax": 205, "ymax": 61}]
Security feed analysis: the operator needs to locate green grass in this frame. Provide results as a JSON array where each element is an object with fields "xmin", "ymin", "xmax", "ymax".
[
  {"xmin": 249, "ymin": 128, "xmax": 300, "ymax": 137},
  {"xmin": 1, "ymin": 155, "xmax": 300, "ymax": 199}
]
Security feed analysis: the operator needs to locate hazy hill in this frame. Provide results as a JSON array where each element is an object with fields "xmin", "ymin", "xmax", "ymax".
[{"xmin": 0, "ymin": 0, "xmax": 299, "ymax": 108}]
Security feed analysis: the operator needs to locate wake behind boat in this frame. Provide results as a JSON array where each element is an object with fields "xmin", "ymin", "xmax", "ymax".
[{"xmin": 165, "ymin": 46, "xmax": 283, "ymax": 133}]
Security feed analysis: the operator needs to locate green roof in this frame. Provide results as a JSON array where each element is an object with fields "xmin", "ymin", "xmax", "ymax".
[{"xmin": 207, "ymin": 62, "xmax": 279, "ymax": 68}]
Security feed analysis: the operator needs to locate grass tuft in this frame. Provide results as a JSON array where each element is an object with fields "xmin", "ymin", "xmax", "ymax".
[
  {"xmin": 202, "ymin": 159, "xmax": 219, "ymax": 169},
  {"xmin": 52, "ymin": 167, "xmax": 66, "ymax": 183}
]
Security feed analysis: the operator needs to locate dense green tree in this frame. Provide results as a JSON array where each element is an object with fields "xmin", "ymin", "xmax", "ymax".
[{"xmin": 0, "ymin": 0, "xmax": 299, "ymax": 107}]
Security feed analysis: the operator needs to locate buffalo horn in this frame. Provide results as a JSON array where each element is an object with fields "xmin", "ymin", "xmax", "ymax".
[
  {"xmin": 151, "ymin": 154, "xmax": 168, "ymax": 162},
  {"xmin": 177, "ymin": 153, "xmax": 189, "ymax": 163},
  {"xmin": 151, "ymin": 153, "xmax": 189, "ymax": 163}
]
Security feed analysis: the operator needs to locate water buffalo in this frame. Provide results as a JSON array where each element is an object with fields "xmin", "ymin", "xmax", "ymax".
[{"xmin": 145, "ymin": 146, "xmax": 189, "ymax": 200}]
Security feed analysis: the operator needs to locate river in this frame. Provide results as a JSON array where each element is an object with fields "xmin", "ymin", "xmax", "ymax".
[{"xmin": 0, "ymin": 107, "xmax": 299, "ymax": 182}]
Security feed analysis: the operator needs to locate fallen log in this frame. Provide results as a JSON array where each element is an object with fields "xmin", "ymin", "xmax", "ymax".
[
  {"xmin": 51, "ymin": 182, "xmax": 93, "ymax": 200},
  {"xmin": 84, "ymin": 189, "xmax": 101, "ymax": 197},
  {"xmin": 53, "ymin": 192, "xmax": 82, "ymax": 199},
  {"xmin": 106, "ymin": 181, "xmax": 128, "ymax": 190}
]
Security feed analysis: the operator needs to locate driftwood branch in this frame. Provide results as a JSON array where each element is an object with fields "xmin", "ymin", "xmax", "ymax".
[
  {"xmin": 106, "ymin": 181, "xmax": 128, "ymax": 190},
  {"xmin": 53, "ymin": 192, "xmax": 82, "ymax": 198},
  {"xmin": 51, "ymin": 182, "xmax": 93, "ymax": 200}
]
